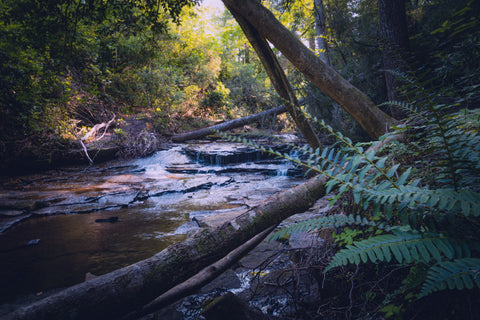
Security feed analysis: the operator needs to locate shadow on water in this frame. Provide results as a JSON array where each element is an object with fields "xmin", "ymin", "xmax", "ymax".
[
  {"xmin": 0, "ymin": 140, "xmax": 303, "ymax": 305},
  {"xmin": 0, "ymin": 208, "xmax": 187, "ymax": 303}
]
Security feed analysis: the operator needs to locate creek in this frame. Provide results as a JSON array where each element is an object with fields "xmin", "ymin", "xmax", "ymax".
[{"xmin": 0, "ymin": 139, "xmax": 304, "ymax": 305}]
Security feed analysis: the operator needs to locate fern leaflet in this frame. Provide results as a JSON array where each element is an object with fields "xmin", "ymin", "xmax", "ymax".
[
  {"xmin": 324, "ymin": 229, "xmax": 469, "ymax": 272},
  {"xmin": 419, "ymin": 258, "xmax": 480, "ymax": 298},
  {"xmin": 270, "ymin": 214, "xmax": 391, "ymax": 242}
]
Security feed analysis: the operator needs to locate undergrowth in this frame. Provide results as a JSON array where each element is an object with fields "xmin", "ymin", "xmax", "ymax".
[{"xmin": 217, "ymin": 81, "xmax": 480, "ymax": 318}]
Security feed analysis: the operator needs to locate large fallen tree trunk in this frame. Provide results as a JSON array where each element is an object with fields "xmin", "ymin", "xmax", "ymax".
[
  {"xmin": 172, "ymin": 103, "xmax": 290, "ymax": 142},
  {"xmin": 122, "ymin": 226, "xmax": 276, "ymax": 320},
  {"xmin": 7, "ymin": 175, "xmax": 328, "ymax": 320}
]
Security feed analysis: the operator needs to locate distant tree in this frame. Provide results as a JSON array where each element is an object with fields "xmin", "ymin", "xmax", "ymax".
[{"xmin": 378, "ymin": 0, "xmax": 410, "ymax": 119}]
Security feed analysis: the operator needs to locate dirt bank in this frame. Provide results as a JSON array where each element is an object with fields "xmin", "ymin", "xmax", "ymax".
[{"xmin": 0, "ymin": 115, "xmax": 169, "ymax": 176}]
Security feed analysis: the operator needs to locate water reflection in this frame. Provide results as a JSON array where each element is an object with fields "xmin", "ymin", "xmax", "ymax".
[
  {"xmin": 0, "ymin": 142, "xmax": 301, "ymax": 304},
  {"xmin": 0, "ymin": 209, "xmax": 187, "ymax": 303}
]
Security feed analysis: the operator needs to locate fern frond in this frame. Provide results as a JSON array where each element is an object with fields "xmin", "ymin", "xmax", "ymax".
[
  {"xmin": 324, "ymin": 230, "xmax": 468, "ymax": 273},
  {"xmin": 415, "ymin": 105, "xmax": 480, "ymax": 190},
  {"xmin": 419, "ymin": 258, "xmax": 480, "ymax": 298},
  {"xmin": 378, "ymin": 101, "xmax": 425, "ymax": 121},
  {"xmin": 270, "ymin": 214, "xmax": 391, "ymax": 242},
  {"xmin": 299, "ymin": 109, "xmax": 405, "ymax": 190},
  {"xmin": 362, "ymin": 186, "xmax": 480, "ymax": 216}
]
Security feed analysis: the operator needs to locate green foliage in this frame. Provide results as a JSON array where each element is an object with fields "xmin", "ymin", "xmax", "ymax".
[
  {"xmin": 270, "ymin": 214, "xmax": 391, "ymax": 242},
  {"xmin": 0, "ymin": 0, "xmax": 198, "ymax": 140},
  {"xmin": 409, "ymin": 0, "xmax": 480, "ymax": 97},
  {"xmin": 220, "ymin": 86, "xmax": 480, "ymax": 307},
  {"xmin": 201, "ymin": 82, "xmax": 231, "ymax": 113},
  {"xmin": 419, "ymin": 258, "xmax": 480, "ymax": 298},
  {"xmin": 326, "ymin": 228, "xmax": 469, "ymax": 269},
  {"xmin": 217, "ymin": 9, "xmax": 276, "ymax": 116}
]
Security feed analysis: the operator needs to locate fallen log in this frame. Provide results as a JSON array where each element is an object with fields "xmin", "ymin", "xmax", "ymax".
[
  {"xmin": 7, "ymin": 175, "xmax": 327, "ymax": 320},
  {"xmin": 122, "ymin": 226, "xmax": 276, "ymax": 320},
  {"xmin": 171, "ymin": 102, "xmax": 300, "ymax": 142}
]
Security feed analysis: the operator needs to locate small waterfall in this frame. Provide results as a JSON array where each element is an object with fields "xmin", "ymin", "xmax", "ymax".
[
  {"xmin": 276, "ymin": 165, "xmax": 290, "ymax": 176},
  {"xmin": 215, "ymin": 154, "xmax": 222, "ymax": 166},
  {"xmin": 135, "ymin": 146, "xmax": 190, "ymax": 177},
  {"xmin": 276, "ymin": 147, "xmax": 300, "ymax": 176}
]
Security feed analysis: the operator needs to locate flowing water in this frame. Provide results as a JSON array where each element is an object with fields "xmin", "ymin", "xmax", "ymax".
[{"xmin": 0, "ymin": 140, "xmax": 303, "ymax": 304}]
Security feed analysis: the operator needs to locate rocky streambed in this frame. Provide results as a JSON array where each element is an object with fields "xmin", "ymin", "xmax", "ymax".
[{"xmin": 0, "ymin": 137, "xmax": 317, "ymax": 311}]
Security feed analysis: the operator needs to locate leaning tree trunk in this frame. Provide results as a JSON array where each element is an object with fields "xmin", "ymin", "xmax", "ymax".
[
  {"xmin": 226, "ymin": 3, "xmax": 322, "ymax": 149},
  {"xmin": 222, "ymin": 0, "xmax": 397, "ymax": 139},
  {"xmin": 7, "ymin": 176, "xmax": 328, "ymax": 320}
]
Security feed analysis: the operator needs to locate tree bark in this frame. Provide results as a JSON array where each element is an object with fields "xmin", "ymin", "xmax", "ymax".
[
  {"xmin": 122, "ymin": 226, "xmax": 275, "ymax": 320},
  {"xmin": 314, "ymin": 0, "xmax": 330, "ymax": 66},
  {"xmin": 6, "ymin": 175, "xmax": 327, "ymax": 320},
  {"xmin": 221, "ymin": 0, "xmax": 397, "ymax": 139},
  {"xmin": 313, "ymin": 0, "xmax": 342, "ymax": 126},
  {"xmin": 226, "ymin": 3, "xmax": 322, "ymax": 149},
  {"xmin": 378, "ymin": 0, "xmax": 410, "ymax": 119},
  {"xmin": 171, "ymin": 103, "xmax": 289, "ymax": 142}
]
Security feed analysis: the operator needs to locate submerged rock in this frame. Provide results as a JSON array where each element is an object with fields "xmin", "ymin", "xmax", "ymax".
[
  {"xmin": 94, "ymin": 216, "xmax": 120, "ymax": 223},
  {"xmin": 0, "ymin": 214, "xmax": 32, "ymax": 234},
  {"xmin": 26, "ymin": 239, "xmax": 40, "ymax": 246}
]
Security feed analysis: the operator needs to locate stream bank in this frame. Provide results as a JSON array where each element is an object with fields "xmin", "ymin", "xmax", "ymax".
[
  {"xmin": 0, "ymin": 136, "xmax": 307, "ymax": 312},
  {"xmin": 0, "ymin": 115, "xmax": 166, "ymax": 176}
]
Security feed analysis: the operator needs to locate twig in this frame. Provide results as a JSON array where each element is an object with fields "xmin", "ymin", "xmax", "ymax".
[
  {"xmin": 347, "ymin": 265, "xmax": 360, "ymax": 320},
  {"xmin": 77, "ymin": 114, "xmax": 116, "ymax": 164},
  {"xmin": 95, "ymin": 114, "xmax": 116, "ymax": 141},
  {"xmin": 78, "ymin": 137, "xmax": 93, "ymax": 164}
]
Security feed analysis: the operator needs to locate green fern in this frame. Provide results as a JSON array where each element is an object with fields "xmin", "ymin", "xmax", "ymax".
[
  {"xmin": 270, "ymin": 214, "xmax": 392, "ymax": 242},
  {"xmin": 324, "ymin": 229, "xmax": 470, "ymax": 272},
  {"xmin": 217, "ymin": 90, "xmax": 480, "ymax": 302},
  {"xmin": 386, "ymin": 74, "xmax": 480, "ymax": 192},
  {"xmin": 419, "ymin": 258, "xmax": 480, "ymax": 298},
  {"xmin": 362, "ymin": 186, "xmax": 480, "ymax": 217}
]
